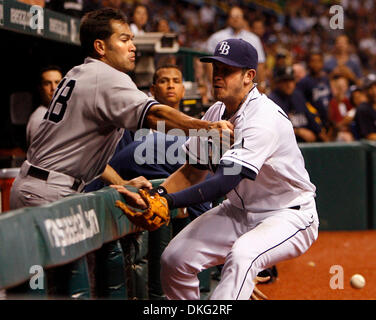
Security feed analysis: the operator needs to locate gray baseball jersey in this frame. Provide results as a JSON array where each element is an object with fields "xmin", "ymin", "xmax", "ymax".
[
  {"xmin": 27, "ymin": 57, "xmax": 158, "ymax": 184},
  {"xmin": 26, "ymin": 105, "xmax": 48, "ymax": 146}
]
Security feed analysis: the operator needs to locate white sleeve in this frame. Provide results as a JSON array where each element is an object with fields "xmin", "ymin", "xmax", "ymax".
[{"xmin": 221, "ymin": 126, "xmax": 277, "ymax": 175}]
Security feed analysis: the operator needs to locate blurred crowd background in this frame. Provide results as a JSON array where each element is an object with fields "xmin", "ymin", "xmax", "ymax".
[{"xmin": 15, "ymin": 0, "xmax": 376, "ymax": 143}]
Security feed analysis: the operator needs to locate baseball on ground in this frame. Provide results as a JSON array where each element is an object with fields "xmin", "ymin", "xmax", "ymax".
[{"xmin": 350, "ymin": 274, "xmax": 366, "ymax": 289}]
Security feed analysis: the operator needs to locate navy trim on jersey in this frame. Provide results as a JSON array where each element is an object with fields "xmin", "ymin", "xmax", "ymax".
[
  {"xmin": 235, "ymin": 216, "xmax": 315, "ymax": 300},
  {"xmin": 222, "ymin": 155, "xmax": 259, "ymax": 174},
  {"xmin": 220, "ymin": 160, "xmax": 256, "ymax": 180},
  {"xmin": 137, "ymin": 100, "xmax": 159, "ymax": 130},
  {"xmin": 278, "ymin": 110, "xmax": 290, "ymax": 121}
]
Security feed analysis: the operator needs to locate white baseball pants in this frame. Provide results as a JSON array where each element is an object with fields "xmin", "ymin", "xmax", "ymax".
[{"xmin": 160, "ymin": 198, "xmax": 319, "ymax": 300}]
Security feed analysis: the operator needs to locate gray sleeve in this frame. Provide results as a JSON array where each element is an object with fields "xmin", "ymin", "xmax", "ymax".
[
  {"xmin": 26, "ymin": 106, "xmax": 48, "ymax": 146},
  {"xmin": 96, "ymin": 71, "xmax": 159, "ymax": 132}
]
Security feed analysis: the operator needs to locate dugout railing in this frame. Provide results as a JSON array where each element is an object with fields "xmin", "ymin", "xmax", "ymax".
[
  {"xmin": 0, "ymin": 179, "xmax": 186, "ymax": 299},
  {"xmin": 1, "ymin": 141, "xmax": 376, "ymax": 298}
]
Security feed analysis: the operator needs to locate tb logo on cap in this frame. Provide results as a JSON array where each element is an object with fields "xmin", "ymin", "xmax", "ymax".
[{"xmin": 218, "ymin": 41, "xmax": 230, "ymax": 55}]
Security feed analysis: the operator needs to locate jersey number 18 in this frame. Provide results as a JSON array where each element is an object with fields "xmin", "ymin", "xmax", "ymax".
[{"xmin": 44, "ymin": 78, "xmax": 76, "ymax": 123}]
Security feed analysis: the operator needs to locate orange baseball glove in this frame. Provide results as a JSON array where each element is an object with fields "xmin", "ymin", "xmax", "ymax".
[{"xmin": 115, "ymin": 188, "xmax": 170, "ymax": 231}]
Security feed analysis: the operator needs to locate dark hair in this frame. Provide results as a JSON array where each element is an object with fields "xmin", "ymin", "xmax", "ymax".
[
  {"xmin": 39, "ymin": 65, "xmax": 63, "ymax": 84},
  {"xmin": 80, "ymin": 8, "xmax": 128, "ymax": 57},
  {"xmin": 250, "ymin": 17, "xmax": 264, "ymax": 27},
  {"xmin": 306, "ymin": 50, "xmax": 322, "ymax": 63},
  {"xmin": 153, "ymin": 64, "xmax": 182, "ymax": 84}
]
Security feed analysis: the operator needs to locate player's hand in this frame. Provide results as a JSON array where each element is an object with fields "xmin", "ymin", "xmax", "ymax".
[
  {"xmin": 126, "ymin": 176, "xmax": 152, "ymax": 190},
  {"xmin": 209, "ymin": 120, "xmax": 234, "ymax": 135},
  {"xmin": 250, "ymin": 276, "xmax": 270, "ymax": 300},
  {"xmin": 110, "ymin": 185, "xmax": 148, "ymax": 209},
  {"xmin": 208, "ymin": 120, "xmax": 234, "ymax": 152}
]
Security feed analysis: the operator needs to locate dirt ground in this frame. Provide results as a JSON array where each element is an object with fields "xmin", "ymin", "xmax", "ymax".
[{"xmin": 258, "ymin": 230, "xmax": 376, "ymax": 300}]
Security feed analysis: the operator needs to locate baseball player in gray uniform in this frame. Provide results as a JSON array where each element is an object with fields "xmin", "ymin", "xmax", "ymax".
[
  {"xmin": 10, "ymin": 8, "xmax": 233, "ymax": 210},
  {"xmin": 115, "ymin": 39, "xmax": 319, "ymax": 299}
]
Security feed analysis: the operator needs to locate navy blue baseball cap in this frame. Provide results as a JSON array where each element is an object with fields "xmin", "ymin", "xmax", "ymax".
[{"xmin": 200, "ymin": 38, "xmax": 258, "ymax": 70}]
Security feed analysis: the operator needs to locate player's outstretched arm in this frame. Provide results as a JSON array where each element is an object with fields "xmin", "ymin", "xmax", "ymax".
[
  {"xmin": 101, "ymin": 165, "xmax": 152, "ymax": 189},
  {"xmin": 162, "ymin": 163, "xmax": 208, "ymax": 194},
  {"xmin": 145, "ymin": 104, "xmax": 234, "ymax": 138},
  {"xmin": 159, "ymin": 164, "xmax": 244, "ymax": 209}
]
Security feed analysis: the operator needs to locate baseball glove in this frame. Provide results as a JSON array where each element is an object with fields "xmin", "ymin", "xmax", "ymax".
[{"xmin": 115, "ymin": 188, "xmax": 170, "ymax": 231}]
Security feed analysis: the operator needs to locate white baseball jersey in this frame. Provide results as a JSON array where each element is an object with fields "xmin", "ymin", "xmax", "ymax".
[
  {"xmin": 27, "ymin": 57, "xmax": 158, "ymax": 184},
  {"xmin": 183, "ymin": 86, "xmax": 316, "ymax": 212},
  {"xmin": 206, "ymin": 28, "xmax": 266, "ymax": 63},
  {"xmin": 162, "ymin": 86, "xmax": 319, "ymax": 300}
]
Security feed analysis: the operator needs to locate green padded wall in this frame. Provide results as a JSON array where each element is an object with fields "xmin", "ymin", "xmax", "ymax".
[
  {"xmin": 299, "ymin": 142, "xmax": 368, "ymax": 230},
  {"xmin": 361, "ymin": 141, "xmax": 376, "ymax": 229}
]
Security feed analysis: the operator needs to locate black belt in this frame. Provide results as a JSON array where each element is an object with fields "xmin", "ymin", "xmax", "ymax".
[
  {"xmin": 289, "ymin": 205, "xmax": 301, "ymax": 210},
  {"xmin": 27, "ymin": 165, "xmax": 82, "ymax": 191}
]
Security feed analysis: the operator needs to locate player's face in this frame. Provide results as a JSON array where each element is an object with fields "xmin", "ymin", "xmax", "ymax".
[
  {"xmin": 103, "ymin": 21, "xmax": 136, "ymax": 73},
  {"xmin": 212, "ymin": 62, "xmax": 245, "ymax": 103},
  {"xmin": 40, "ymin": 70, "xmax": 62, "ymax": 105},
  {"xmin": 151, "ymin": 68, "xmax": 185, "ymax": 109}
]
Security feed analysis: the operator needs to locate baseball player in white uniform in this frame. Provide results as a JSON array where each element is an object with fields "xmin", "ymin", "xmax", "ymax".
[
  {"xmin": 115, "ymin": 39, "xmax": 319, "ymax": 299},
  {"xmin": 10, "ymin": 8, "xmax": 233, "ymax": 210}
]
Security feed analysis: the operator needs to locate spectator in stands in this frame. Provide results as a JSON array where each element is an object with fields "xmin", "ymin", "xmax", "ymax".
[
  {"xmin": 248, "ymin": 17, "xmax": 266, "ymax": 43},
  {"xmin": 354, "ymin": 74, "xmax": 376, "ymax": 141},
  {"xmin": 349, "ymin": 84, "xmax": 367, "ymax": 109},
  {"xmin": 205, "ymin": 6, "xmax": 266, "ymax": 88},
  {"xmin": 296, "ymin": 51, "xmax": 332, "ymax": 130},
  {"xmin": 272, "ymin": 48, "xmax": 289, "ymax": 77},
  {"xmin": 130, "ymin": 4, "xmax": 149, "ymax": 35},
  {"xmin": 324, "ymin": 34, "xmax": 363, "ymax": 85},
  {"xmin": 156, "ymin": 18, "xmax": 171, "ymax": 33},
  {"xmin": 269, "ymin": 66, "xmax": 329, "ymax": 143},
  {"xmin": 199, "ymin": 2, "xmax": 216, "ymax": 29},
  {"xmin": 328, "ymin": 75, "xmax": 355, "ymax": 141},
  {"xmin": 292, "ymin": 62, "xmax": 306, "ymax": 83},
  {"xmin": 26, "ymin": 65, "xmax": 63, "ymax": 147}
]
